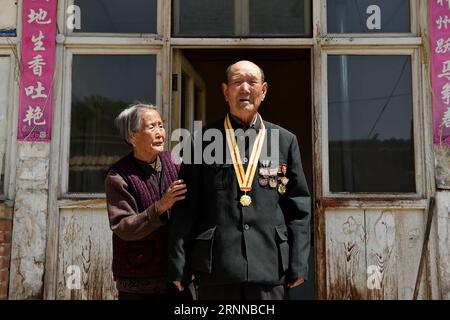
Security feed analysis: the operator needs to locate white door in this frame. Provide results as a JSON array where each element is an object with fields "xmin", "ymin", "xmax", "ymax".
[{"xmin": 171, "ymin": 50, "xmax": 206, "ymax": 132}]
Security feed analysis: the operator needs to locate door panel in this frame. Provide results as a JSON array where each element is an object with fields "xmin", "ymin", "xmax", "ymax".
[
  {"xmin": 325, "ymin": 209, "xmax": 367, "ymax": 299},
  {"xmin": 324, "ymin": 208, "xmax": 427, "ymax": 299},
  {"xmin": 56, "ymin": 205, "xmax": 117, "ymax": 300}
]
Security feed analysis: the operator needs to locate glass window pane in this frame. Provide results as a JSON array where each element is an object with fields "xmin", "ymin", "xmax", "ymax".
[
  {"xmin": 73, "ymin": 0, "xmax": 157, "ymax": 33},
  {"xmin": 327, "ymin": 0, "xmax": 410, "ymax": 33},
  {"xmin": 174, "ymin": 0, "xmax": 234, "ymax": 36},
  {"xmin": 70, "ymin": 55, "xmax": 156, "ymax": 193},
  {"xmin": 328, "ymin": 55, "xmax": 415, "ymax": 193},
  {"xmin": 172, "ymin": 0, "xmax": 311, "ymax": 37},
  {"xmin": 249, "ymin": 0, "xmax": 310, "ymax": 36},
  {"xmin": 0, "ymin": 57, "xmax": 10, "ymax": 193}
]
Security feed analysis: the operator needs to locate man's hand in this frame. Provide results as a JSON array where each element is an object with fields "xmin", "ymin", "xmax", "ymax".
[
  {"xmin": 287, "ymin": 277, "xmax": 305, "ymax": 288},
  {"xmin": 172, "ymin": 280, "xmax": 184, "ymax": 291}
]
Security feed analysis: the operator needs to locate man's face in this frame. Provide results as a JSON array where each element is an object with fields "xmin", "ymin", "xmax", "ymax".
[{"xmin": 222, "ymin": 61, "xmax": 268, "ymax": 120}]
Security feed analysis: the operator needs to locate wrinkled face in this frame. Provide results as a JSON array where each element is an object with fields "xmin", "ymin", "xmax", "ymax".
[
  {"xmin": 222, "ymin": 61, "xmax": 268, "ymax": 119},
  {"xmin": 131, "ymin": 109, "xmax": 165, "ymax": 158}
]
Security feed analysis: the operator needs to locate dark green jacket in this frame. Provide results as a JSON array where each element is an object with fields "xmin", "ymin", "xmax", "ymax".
[{"xmin": 168, "ymin": 116, "xmax": 311, "ymax": 286}]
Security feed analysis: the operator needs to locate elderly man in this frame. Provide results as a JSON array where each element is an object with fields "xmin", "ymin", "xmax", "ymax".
[{"xmin": 169, "ymin": 61, "xmax": 311, "ymax": 300}]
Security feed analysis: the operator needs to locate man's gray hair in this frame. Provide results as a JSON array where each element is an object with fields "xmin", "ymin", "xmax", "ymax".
[
  {"xmin": 224, "ymin": 61, "xmax": 265, "ymax": 83},
  {"xmin": 114, "ymin": 103, "xmax": 159, "ymax": 145}
]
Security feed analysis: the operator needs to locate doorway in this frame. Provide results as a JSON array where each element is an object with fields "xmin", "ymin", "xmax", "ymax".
[{"xmin": 172, "ymin": 49, "xmax": 314, "ymax": 299}]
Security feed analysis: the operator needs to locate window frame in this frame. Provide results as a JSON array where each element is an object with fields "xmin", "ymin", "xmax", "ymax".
[
  {"xmin": 0, "ymin": 44, "xmax": 19, "ymax": 201},
  {"xmin": 320, "ymin": 48, "xmax": 425, "ymax": 199},
  {"xmin": 59, "ymin": 48, "xmax": 163, "ymax": 198},
  {"xmin": 51, "ymin": 0, "xmax": 431, "ymax": 200}
]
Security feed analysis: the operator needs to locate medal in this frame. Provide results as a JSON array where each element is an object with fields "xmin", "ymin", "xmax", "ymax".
[
  {"xmin": 225, "ymin": 114, "xmax": 266, "ymax": 208},
  {"xmin": 240, "ymin": 194, "xmax": 252, "ymax": 206},
  {"xmin": 259, "ymin": 167, "xmax": 269, "ymax": 176},
  {"xmin": 269, "ymin": 168, "xmax": 278, "ymax": 176},
  {"xmin": 269, "ymin": 176, "xmax": 278, "ymax": 188},
  {"xmin": 280, "ymin": 164, "xmax": 287, "ymax": 176},
  {"xmin": 278, "ymin": 163, "xmax": 288, "ymax": 194},
  {"xmin": 259, "ymin": 166, "xmax": 269, "ymax": 187},
  {"xmin": 259, "ymin": 177, "xmax": 268, "ymax": 186}
]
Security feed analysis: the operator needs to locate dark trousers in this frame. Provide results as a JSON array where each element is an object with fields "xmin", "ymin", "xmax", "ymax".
[
  {"xmin": 197, "ymin": 283, "xmax": 286, "ymax": 300},
  {"xmin": 118, "ymin": 291, "xmax": 167, "ymax": 300},
  {"xmin": 118, "ymin": 282, "xmax": 195, "ymax": 300}
]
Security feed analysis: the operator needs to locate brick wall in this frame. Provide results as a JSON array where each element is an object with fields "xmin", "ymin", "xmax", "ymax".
[{"xmin": 0, "ymin": 204, "xmax": 13, "ymax": 300}]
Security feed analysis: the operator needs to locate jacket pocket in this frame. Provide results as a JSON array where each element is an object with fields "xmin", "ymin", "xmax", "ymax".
[
  {"xmin": 275, "ymin": 225, "xmax": 289, "ymax": 272},
  {"xmin": 190, "ymin": 226, "xmax": 217, "ymax": 273},
  {"xmin": 126, "ymin": 241, "xmax": 155, "ymax": 267},
  {"xmin": 206, "ymin": 164, "xmax": 231, "ymax": 190}
]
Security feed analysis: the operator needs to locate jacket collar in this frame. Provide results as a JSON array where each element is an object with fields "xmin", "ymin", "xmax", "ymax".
[
  {"xmin": 228, "ymin": 112, "xmax": 261, "ymax": 131},
  {"xmin": 131, "ymin": 152, "xmax": 162, "ymax": 174}
]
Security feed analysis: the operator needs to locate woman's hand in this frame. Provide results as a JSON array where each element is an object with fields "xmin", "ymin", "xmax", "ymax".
[
  {"xmin": 172, "ymin": 281, "xmax": 184, "ymax": 291},
  {"xmin": 157, "ymin": 179, "xmax": 187, "ymax": 214}
]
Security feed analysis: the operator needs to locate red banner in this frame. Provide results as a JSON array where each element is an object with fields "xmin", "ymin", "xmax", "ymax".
[
  {"xmin": 18, "ymin": 0, "xmax": 57, "ymax": 141},
  {"xmin": 430, "ymin": 0, "xmax": 450, "ymax": 146}
]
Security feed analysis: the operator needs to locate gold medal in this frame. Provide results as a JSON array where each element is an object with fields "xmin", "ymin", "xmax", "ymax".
[
  {"xmin": 278, "ymin": 184, "xmax": 287, "ymax": 194},
  {"xmin": 259, "ymin": 177, "xmax": 269, "ymax": 186},
  {"xmin": 280, "ymin": 164, "xmax": 287, "ymax": 176},
  {"xmin": 278, "ymin": 163, "xmax": 288, "ymax": 194},
  {"xmin": 269, "ymin": 168, "xmax": 278, "ymax": 176},
  {"xmin": 269, "ymin": 176, "xmax": 278, "ymax": 188},
  {"xmin": 225, "ymin": 114, "xmax": 266, "ymax": 208},
  {"xmin": 240, "ymin": 194, "xmax": 252, "ymax": 206}
]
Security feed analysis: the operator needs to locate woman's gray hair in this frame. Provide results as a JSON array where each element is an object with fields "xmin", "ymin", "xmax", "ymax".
[{"xmin": 114, "ymin": 103, "xmax": 160, "ymax": 145}]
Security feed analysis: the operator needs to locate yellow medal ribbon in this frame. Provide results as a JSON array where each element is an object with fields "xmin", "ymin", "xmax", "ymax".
[{"xmin": 224, "ymin": 114, "xmax": 266, "ymax": 207}]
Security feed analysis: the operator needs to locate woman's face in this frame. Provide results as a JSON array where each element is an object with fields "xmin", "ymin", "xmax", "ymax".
[{"xmin": 131, "ymin": 109, "xmax": 166, "ymax": 160}]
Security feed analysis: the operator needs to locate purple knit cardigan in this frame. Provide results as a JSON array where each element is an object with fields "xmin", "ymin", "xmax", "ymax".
[{"xmin": 110, "ymin": 151, "xmax": 179, "ymax": 278}]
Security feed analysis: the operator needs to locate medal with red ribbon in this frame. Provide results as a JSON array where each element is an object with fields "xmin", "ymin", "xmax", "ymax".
[{"xmin": 225, "ymin": 114, "xmax": 266, "ymax": 207}]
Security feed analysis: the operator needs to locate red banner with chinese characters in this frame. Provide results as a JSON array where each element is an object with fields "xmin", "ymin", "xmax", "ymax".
[
  {"xmin": 430, "ymin": 0, "xmax": 450, "ymax": 146},
  {"xmin": 18, "ymin": 0, "xmax": 57, "ymax": 141}
]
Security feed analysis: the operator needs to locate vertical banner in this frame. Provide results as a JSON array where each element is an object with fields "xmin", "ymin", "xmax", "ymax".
[
  {"xmin": 430, "ymin": 0, "xmax": 450, "ymax": 146},
  {"xmin": 18, "ymin": 0, "xmax": 57, "ymax": 141}
]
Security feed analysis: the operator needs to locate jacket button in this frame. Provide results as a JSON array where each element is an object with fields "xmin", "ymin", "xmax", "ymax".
[{"xmin": 244, "ymin": 224, "xmax": 250, "ymax": 231}]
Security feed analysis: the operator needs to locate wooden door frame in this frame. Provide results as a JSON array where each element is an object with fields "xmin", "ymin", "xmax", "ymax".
[{"xmin": 171, "ymin": 49, "xmax": 206, "ymax": 133}]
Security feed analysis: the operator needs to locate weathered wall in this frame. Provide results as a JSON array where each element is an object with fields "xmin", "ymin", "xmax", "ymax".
[
  {"xmin": 9, "ymin": 142, "xmax": 49, "ymax": 299},
  {"xmin": 434, "ymin": 147, "xmax": 450, "ymax": 189},
  {"xmin": 433, "ymin": 147, "xmax": 450, "ymax": 299},
  {"xmin": 0, "ymin": 0, "xmax": 17, "ymax": 31},
  {"xmin": 435, "ymin": 192, "xmax": 450, "ymax": 299}
]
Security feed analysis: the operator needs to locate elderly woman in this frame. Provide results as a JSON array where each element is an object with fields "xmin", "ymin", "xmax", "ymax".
[{"xmin": 105, "ymin": 103, "xmax": 188, "ymax": 300}]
